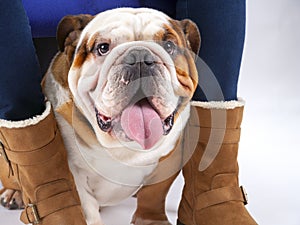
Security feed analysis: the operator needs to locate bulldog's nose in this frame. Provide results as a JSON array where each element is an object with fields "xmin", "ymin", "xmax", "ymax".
[{"xmin": 124, "ymin": 49, "xmax": 154, "ymax": 66}]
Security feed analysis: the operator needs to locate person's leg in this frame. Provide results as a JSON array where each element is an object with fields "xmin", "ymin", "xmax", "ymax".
[
  {"xmin": 0, "ymin": 1, "xmax": 87, "ymax": 224},
  {"xmin": 176, "ymin": 1, "xmax": 257, "ymax": 224},
  {"xmin": 177, "ymin": 0, "xmax": 245, "ymax": 101},
  {"xmin": 0, "ymin": 0, "xmax": 44, "ymax": 120}
]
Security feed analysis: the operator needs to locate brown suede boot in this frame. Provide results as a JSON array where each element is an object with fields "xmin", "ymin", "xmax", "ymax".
[
  {"xmin": 0, "ymin": 102, "xmax": 87, "ymax": 225},
  {"xmin": 177, "ymin": 100, "xmax": 257, "ymax": 225}
]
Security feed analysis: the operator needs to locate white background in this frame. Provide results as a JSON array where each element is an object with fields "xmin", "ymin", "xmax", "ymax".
[{"xmin": 1, "ymin": 0, "xmax": 300, "ymax": 224}]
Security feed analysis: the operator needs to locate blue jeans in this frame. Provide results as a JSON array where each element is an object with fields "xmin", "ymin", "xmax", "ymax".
[
  {"xmin": 177, "ymin": 0, "xmax": 246, "ymax": 101},
  {"xmin": 0, "ymin": 0, "xmax": 245, "ymax": 120},
  {"xmin": 0, "ymin": 0, "xmax": 45, "ymax": 120}
]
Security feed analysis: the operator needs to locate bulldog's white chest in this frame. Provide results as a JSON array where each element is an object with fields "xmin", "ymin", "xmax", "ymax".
[{"xmin": 56, "ymin": 113, "xmax": 151, "ymax": 206}]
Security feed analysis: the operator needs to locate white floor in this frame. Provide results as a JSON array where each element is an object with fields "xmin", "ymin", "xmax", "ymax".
[{"xmin": 1, "ymin": 0, "xmax": 300, "ymax": 224}]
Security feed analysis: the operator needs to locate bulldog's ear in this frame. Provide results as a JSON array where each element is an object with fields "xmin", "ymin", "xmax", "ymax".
[
  {"xmin": 180, "ymin": 19, "xmax": 201, "ymax": 56},
  {"xmin": 57, "ymin": 14, "xmax": 94, "ymax": 52}
]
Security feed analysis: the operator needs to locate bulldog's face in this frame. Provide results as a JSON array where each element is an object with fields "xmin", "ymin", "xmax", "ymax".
[{"xmin": 63, "ymin": 8, "xmax": 200, "ymax": 150}]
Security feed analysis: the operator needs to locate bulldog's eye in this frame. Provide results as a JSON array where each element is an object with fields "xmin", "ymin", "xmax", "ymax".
[
  {"xmin": 163, "ymin": 41, "xmax": 176, "ymax": 55},
  {"xmin": 97, "ymin": 43, "xmax": 110, "ymax": 56}
]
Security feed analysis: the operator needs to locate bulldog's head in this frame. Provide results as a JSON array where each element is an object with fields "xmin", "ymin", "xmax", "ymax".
[{"xmin": 57, "ymin": 8, "xmax": 200, "ymax": 150}]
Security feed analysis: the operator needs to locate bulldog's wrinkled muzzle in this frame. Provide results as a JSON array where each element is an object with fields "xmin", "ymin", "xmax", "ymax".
[{"xmin": 91, "ymin": 43, "xmax": 180, "ymax": 150}]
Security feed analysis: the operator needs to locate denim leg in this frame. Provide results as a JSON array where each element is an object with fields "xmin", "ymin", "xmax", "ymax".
[
  {"xmin": 0, "ymin": 0, "xmax": 45, "ymax": 120},
  {"xmin": 177, "ymin": 0, "xmax": 246, "ymax": 101}
]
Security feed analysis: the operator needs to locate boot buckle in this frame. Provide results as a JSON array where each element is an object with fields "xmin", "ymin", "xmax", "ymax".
[
  {"xmin": 240, "ymin": 186, "xmax": 249, "ymax": 205},
  {"xmin": 25, "ymin": 203, "xmax": 41, "ymax": 224}
]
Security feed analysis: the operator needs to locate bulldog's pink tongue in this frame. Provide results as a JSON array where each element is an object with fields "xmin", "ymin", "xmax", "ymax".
[{"xmin": 121, "ymin": 100, "xmax": 163, "ymax": 149}]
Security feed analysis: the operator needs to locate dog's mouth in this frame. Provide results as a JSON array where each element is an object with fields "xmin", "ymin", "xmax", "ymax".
[{"xmin": 95, "ymin": 98, "xmax": 176, "ymax": 150}]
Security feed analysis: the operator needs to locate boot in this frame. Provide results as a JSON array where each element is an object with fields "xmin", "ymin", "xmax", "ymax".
[
  {"xmin": 177, "ymin": 100, "xmax": 258, "ymax": 225},
  {"xmin": 0, "ymin": 101, "xmax": 87, "ymax": 225}
]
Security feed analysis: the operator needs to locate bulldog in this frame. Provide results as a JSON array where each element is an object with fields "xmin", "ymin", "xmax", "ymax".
[{"xmin": 43, "ymin": 7, "xmax": 200, "ymax": 225}]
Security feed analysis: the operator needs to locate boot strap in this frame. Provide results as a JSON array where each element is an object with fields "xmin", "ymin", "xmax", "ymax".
[
  {"xmin": 196, "ymin": 186, "xmax": 248, "ymax": 211},
  {"xmin": 1, "ymin": 131, "xmax": 61, "ymax": 166},
  {"xmin": 20, "ymin": 190, "xmax": 80, "ymax": 224}
]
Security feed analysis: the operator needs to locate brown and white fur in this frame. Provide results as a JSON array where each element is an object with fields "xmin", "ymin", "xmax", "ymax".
[{"xmin": 42, "ymin": 8, "xmax": 200, "ymax": 225}]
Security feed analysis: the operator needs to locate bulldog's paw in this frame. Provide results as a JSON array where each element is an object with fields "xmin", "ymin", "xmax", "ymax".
[
  {"xmin": 131, "ymin": 217, "xmax": 171, "ymax": 225},
  {"xmin": 89, "ymin": 222, "xmax": 105, "ymax": 225},
  {"xmin": 86, "ymin": 213, "xmax": 106, "ymax": 225},
  {"xmin": 0, "ymin": 188, "xmax": 24, "ymax": 210}
]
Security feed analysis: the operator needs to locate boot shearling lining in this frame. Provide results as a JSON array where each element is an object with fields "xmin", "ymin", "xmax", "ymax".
[
  {"xmin": 0, "ymin": 101, "xmax": 51, "ymax": 128},
  {"xmin": 191, "ymin": 98, "xmax": 245, "ymax": 109}
]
